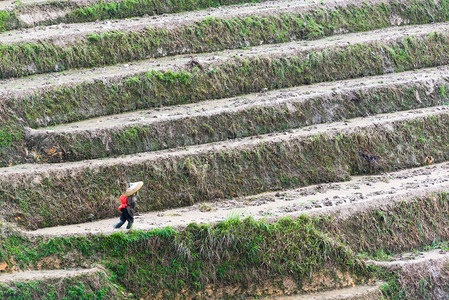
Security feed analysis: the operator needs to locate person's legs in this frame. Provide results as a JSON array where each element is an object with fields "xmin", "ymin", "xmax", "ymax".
[
  {"xmin": 114, "ymin": 210, "xmax": 127, "ymax": 228},
  {"xmin": 125, "ymin": 210, "xmax": 134, "ymax": 229},
  {"xmin": 114, "ymin": 220, "xmax": 125, "ymax": 228}
]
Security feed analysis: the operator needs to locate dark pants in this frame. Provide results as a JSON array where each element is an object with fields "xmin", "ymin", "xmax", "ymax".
[{"xmin": 114, "ymin": 208, "xmax": 134, "ymax": 229}]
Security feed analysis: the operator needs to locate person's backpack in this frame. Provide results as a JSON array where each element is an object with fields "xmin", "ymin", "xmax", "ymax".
[{"xmin": 118, "ymin": 195, "xmax": 128, "ymax": 211}]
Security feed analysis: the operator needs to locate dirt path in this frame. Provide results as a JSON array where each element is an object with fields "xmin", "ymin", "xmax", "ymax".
[
  {"xmin": 0, "ymin": 0, "xmax": 344, "ymax": 44},
  {"xmin": 0, "ymin": 0, "xmax": 62, "ymax": 9},
  {"xmin": 0, "ymin": 0, "xmax": 126, "ymax": 7},
  {"xmin": 273, "ymin": 282, "xmax": 383, "ymax": 299},
  {"xmin": 0, "ymin": 0, "xmax": 376, "ymax": 32},
  {"xmin": 1, "ymin": 21, "xmax": 448, "ymax": 99},
  {"xmin": 2, "ymin": 105, "xmax": 448, "ymax": 180},
  {"xmin": 0, "ymin": 0, "xmax": 140, "ymax": 10},
  {"xmin": 0, "ymin": 268, "xmax": 100, "ymax": 283},
  {"xmin": 26, "ymin": 161, "xmax": 449, "ymax": 236},
  {"xmin": 371, "ymin": 250, "xmax": 449, "ymax": 268},
  {"xmin": 34, "ymin": 65, "xmax": 449, "ymax": 134},
  {"xmin": 0, "ymin": 0, "xmax": 298, "ymax": 10},
  {"xmin": 3, "ymin": 14, "xmax": 447, "ymax": 47}
]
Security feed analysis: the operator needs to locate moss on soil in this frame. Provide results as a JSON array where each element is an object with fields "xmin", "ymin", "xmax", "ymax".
[
  {"xmin": 1, "ymin": 0, "xmax": 449, "ymax": 298},
  {"xmin": 2, "ymin": 192, "xmax": 449, "ymax": 298},
  {"xmin": 318, "ymin": 190, "xmax": 449, "ymax": 299},
  {"xmin": 2, "ymin": 30, "xmax": 449, "ymax": 166},
  {"xmin": 325, "ymin": 192, "xmax": 449, "ymax": 299},
  {"xmin": 321, "ymin": 193, "xmax": 449, "ymax": 256},
  {"xmin": 2, "ymin": 0, "xmax": 449, "ymax": 78},
  {"xmin": 0, "ymin": 216, "xmax": 371, "ymax": 299},
  {"xmin": 2, "ymin": 111, "xmax": 449, "ymax": 229},
  {"xmin": 0, "ymin": 271, "xmax": 124, "ymax": 299},
  {"xmin": 2, "ymin": 0, "xmax": 449, "ymax": 34},
  {"xmin": 27, "ymin": 77, "xmax": 449, "ymax": 162},
  {"xmin": 0, "ymin": 0, "xmax": 268, "ymax": 31},
  {"xmin": 17, "ymin": 32, "xmax": 449, "ymax": 129}
]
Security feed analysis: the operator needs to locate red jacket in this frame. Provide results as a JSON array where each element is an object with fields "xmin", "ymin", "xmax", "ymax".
[{"xmin": 118, "ymin": 195, "xmax": 128, "ymax": 211}]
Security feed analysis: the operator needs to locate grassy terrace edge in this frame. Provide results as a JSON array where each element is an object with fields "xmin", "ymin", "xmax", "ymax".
[
  {"xmin": 2, "ymin": 0, "xmax": 449, "ymax": 79},
  {"xmin": 27, "ymin": 75, "xmax": 449, "ymax": 162},
  {"xmin": 2, "ymin": 111, "xmax": 449, "ymax": 228},
  {"xmin": 0, "ymin": 271, "xmax": 124, "ymax": 299},
  {"xmin": 2, "ymin": 192, "xmax": 449, "ymax": 298},
  {"xmin": 0, "ymin": 0, "xmax": 447, "ymax": 32},
  {"xmin": 2, "ymin": 31, "xmax": 449, "ymax": 166},
  {"xmin": 0, "ymin": 0, "xmax": 270, "ymax": 31}
]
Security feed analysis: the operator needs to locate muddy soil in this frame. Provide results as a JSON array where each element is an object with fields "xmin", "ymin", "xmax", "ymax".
[
  {"xmin": 0, "ymin": 268, "xmax": 100, "ymax": 283},
  {"xmin": 2, "ymin": 14, "xmax": 447, "ymax": 47},
  {"xmin": 0, "ymin": 0, "xmax": 343, "ymax": 43},
  {"xmin": 371, "ymin": 250, "xmax": 449, "ymax": 268},
  {"xmin": 273, "ymin": 282, "xmax": 383, "ymax": 299},
  {"xmin": 0, "ymin": 0, "xmax": 136, "ymax": 10},
  {"xmin": 0, "ymin": 0, "xmax": 379, "ymax": 28},
  {"xmin": 0, "ymin": 0, "xmax": 439, "ymax": 45},
  {"xmin": 26, "ymin": 161, "xmax": 449, "ymax": 236}
]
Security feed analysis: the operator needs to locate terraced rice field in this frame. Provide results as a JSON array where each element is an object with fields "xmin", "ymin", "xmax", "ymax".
[{"xmin": 1, "ymin": 0, "xmax": 449, "ymax": 298}]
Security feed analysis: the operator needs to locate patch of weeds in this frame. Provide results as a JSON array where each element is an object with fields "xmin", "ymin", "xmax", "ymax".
[{"xmin": 199, "ymin": 203, "xmax": 214, "ymax": 212}]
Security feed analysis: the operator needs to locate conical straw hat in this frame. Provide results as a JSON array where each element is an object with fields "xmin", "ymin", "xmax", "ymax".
[{"xmin": 124, "ymin": 181, "xmax": 144, "ymax": 197}]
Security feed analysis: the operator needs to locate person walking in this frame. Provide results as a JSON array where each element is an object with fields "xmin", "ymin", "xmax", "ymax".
[{"xmin": 114, "ymin": 181, "xmax": 143, "ymax": 229}]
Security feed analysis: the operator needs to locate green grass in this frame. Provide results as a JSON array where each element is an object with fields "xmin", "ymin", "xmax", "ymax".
[
  {"xmin": 0, "ymin": 271, "xmax": 124, "ymax": 299},
  {"xmin": 0, "ymin": 216, "xmax": 370, "ymax": 298},
  {"xmin": 3, "ymin": 192, "xmax": 449, "ymax": 298}
]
